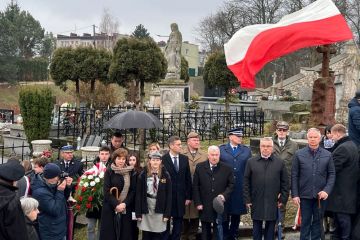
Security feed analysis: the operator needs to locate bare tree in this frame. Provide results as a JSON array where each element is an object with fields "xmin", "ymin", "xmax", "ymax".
[
  {"xmin": 344, "ymin": 0, "xmax": 360, "ymax": 45},
  {"xmin": 99, "ymin": 8, "xmax": 120, "ymax": 35}
]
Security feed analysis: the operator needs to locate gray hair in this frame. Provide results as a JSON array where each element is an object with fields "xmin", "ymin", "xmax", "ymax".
[
  {"xmin": 307, "ymin": 128, "xmax": 321, "ymax": 138},
  {"xmin": 20, "ymin": 197, "xmax": 39, "ymax": 216},
  {"xmin": 260, "ymin": 137, "xmax": 273, "ymax": 146},
  {"xmin": 208, "ymin": 145, "xmax": 220, "ymax": 154}
]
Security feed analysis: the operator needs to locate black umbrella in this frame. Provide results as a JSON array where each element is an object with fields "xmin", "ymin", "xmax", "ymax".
[
  {"xmin": 318, "ymin": 198, "xmax": 325, "ymax": 240},
  {"xmin": 110, "ymin": 187, "xmax": 122, "ymax": 240},
  {"xmin": 103, "ymin": 110, "xmax": 163, "ymax": 129}
]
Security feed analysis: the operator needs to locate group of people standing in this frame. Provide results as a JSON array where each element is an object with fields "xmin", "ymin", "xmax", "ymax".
[{"xmin": 1, "ymin": 114, "xmax": 360, "ymax": 240}]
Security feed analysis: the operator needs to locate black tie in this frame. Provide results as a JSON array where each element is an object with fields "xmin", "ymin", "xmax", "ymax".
[
  {"xmin": 65, "ymin": 162, "xmax": 69, "ymax": 171},
  {"xmin": 173, "ymin": 157, "xmax": 179, "ymax": 172},
  {"xmin": 152, "ymin": 173, "xmax": 158, "ymax": 193}
]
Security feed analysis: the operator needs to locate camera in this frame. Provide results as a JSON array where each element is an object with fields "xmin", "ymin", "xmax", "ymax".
[{"xmin": 59, "ymin": 171, "xmax": 69, "ymax": 181}]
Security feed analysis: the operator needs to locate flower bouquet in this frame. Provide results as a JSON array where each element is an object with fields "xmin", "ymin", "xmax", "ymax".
[{"xmin": 74, "ymin": 162, "xmax": 106, "ymax": 214}]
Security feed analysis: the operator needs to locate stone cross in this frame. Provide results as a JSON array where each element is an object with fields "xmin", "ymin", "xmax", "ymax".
[
  {"xmin": 316, "ymin": 44, "xmax": 337, "ymax": 78},
  {"xmin": 272, "ymin": 72, "xmax": 277, "ymax": 86}
]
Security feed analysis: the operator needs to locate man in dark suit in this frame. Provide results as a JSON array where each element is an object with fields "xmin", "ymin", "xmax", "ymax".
[
  {"xmin": 55, "ymin": 145, "xmax": 84, "ymax": 193},
  {"xmin": 327, "ymin": 124, "xmax": 359, "ymax": 240},
  {"xmin": 193, "ymin": 145, "xmax": 234, "ymax": 240},
  {"xmin": 219, "ymin": 128, "xmax": 251, "ymax": 240},
  {"xmin": 162, "ymin": 136, "xmax": 192, "ymax": 240}
]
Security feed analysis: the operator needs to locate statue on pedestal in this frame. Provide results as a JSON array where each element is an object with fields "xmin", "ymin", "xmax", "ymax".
[{"xmin": 164, "ymin": 23, "xmax": 182, "ymax": 79}]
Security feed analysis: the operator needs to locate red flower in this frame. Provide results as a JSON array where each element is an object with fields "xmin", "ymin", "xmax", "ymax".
[
  {"xmin": 78, "ymin": 196, "xmax": 83, "ymax": 201},
  {"xmin": 82, "ymin": 187, "xmax": 86, "ymax": 192},
  {"xmin": 76, "ymin": 205, "xmax": 81, "ymax": 210},
  {"xmin": 86, "ymin": 203, "xmax": 92, "ymax": 209},
  {"xmin": 88, "ymin": 196, "xmax": 93, "ymax": 202}
]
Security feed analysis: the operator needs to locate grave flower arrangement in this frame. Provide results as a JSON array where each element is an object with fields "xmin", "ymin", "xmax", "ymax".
[{"xmin": 74, "ymin": 162, "xmax": 106, "ymax": 214}]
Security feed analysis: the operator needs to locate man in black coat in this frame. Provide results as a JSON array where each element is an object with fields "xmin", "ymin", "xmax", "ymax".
[
  {"xmin": 0, "ymin": 160, "xmax": 28, "ymax": 240},
  {"xmin": 243, "ymin": 137, "xmax": 289, "ymax": 240},
  {"xmin": 55, "ymin": 145, "xmax": 84, "ymax": 193},
  {"xmin": 193, "ymin": 145, "xmax": 234, "ymax": 240},
  {"xmin": 326, "ymin": 124, "xmax": 359, "ymax": 240},
  {"xmin": 162, "ymin": 136, "xmax": 192, "ymax": 240}
]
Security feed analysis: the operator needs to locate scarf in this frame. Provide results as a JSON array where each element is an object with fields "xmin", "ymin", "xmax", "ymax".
[{"xmin": 110, "ymin": 163, "xmax": 133, "ymax": 203}]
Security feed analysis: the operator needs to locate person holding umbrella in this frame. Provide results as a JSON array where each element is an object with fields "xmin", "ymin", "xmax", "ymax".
[
  {"xmin": 99, "ymin": 148, "xmax": 136, "ymax": 240},
  {"xmin": 136, "ymin": 151, "xmax": 172, "ymax": 240}
]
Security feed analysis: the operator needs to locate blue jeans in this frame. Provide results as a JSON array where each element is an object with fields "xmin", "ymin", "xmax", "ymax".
[
  {"xmin": 86, "ymin": 217, "xmax": 100, "ymax": 240},
  {"xmin": 216, "ymin": 214, "xmax": 224, "ymax": 240},
  {"xmin": 252, "ymin": 220, "xmax": 276, "ymax": 240},
  {"xmin": 300, "ymin": 198, "xmax": 325, "ymax": 240}
]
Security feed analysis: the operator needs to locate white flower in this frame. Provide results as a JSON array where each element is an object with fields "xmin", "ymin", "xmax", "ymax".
[
  {"xmin": 84, "ymin": 182, "xmax": 89, "ymax": 188},
  {"xmin": 99, "ymin": 172, "xmax": 104, "ymax": 179},
  {"xmin": 79, "ymin": 181, "xmax": 83, "ymax": 186},
  {"xmin": 90, "ymin": 181, "xmax": 96, "ymax": 187},
  {"xmin": 87, "ymin": 175, "xmax": 93, "ymax": 180},
  {"xmin": 95, "ymin": 177, "xmax": 100, "ymax": 183}
]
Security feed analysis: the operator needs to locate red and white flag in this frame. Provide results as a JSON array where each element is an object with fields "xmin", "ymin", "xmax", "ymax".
[{"xmin": 224, "ymin": 0, "xmax": 353, "ymax": 89}]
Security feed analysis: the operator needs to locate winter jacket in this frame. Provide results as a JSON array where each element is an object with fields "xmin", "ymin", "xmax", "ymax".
[
  {"xmin": 181, "ymin": 147, "xmax": 207, "ymax": 219},
  {"xmin": 0, "ymin": 181, "xmax": 28, "ymax": 240},
  {"xmin": 291, "ymin": 146, "xmax": 335, "ymax": 199},
  {"xmin": 135, "ymin": 168, "xmax": 172, "ymax": 219},
  {"xmin": 24, "ymin": 216, "xmax": 39, "ymax": 240},
  {"xmin": 243, "ymin": 154, "xmax": 289, "ymax": 221},
  {"xmin": 326, "ymin": 136, "xmax": 360, "ymax": 214},
  {"xmin": 348, "ymin": 97, "xmax": 360, "ymax": 146},
  {"xmin": 272, "ymin": 135, "xmax": 298, "ymax": 178},
  {"xmin": 31, "ymin": 174, "xmax": 70, "ymax": 240},
  {"xmin": 219, "ymin": 143, "xmax": 251, "ymax": 215}
]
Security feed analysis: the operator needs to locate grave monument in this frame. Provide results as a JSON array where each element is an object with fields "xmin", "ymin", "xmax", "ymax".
[{"xmin": 158, "ymin": 23, "xmax": 188, "ymax": 114}]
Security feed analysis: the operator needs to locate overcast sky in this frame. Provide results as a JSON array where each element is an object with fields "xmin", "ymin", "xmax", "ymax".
[{"xmin": 0, "ymin": 0, "xmax": 224, "ymax": 46}]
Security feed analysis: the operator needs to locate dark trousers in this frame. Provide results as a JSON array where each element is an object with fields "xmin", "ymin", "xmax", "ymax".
[
  {"xmin": 182, "ymin": 218, "xmax": 199, "ymax": 240},
  {"xmin": 143, "ymin": 231, "xmax": 162, "ymax": 240},
  {"xmin": 201, "ymin": 221, "xmax": 218, "ymax": 240},
  {"xmin": 252, "ymin": 220, "xmax": 276, "ymax": 240},
  {"xmin": 131, "ymin": 220, "xmax": 139, "ymax": 240},
  {"xmin": 222, "ymin": 214, "xmax": 240, "ymax": 240},
  {"xmin": 333, "ymin": 212, "xmax": 352, "ymax": 240},
  {"xmin": 300, "ymin": 198, "xmax": 325, "ymax": 240},
  {"xmin": 162, "ymin": 217, "xmax": 183, "ymax": 240}
]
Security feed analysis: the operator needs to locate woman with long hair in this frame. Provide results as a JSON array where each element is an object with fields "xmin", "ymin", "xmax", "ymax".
[
  {"xmin": 136, "ymin": 151, "xmax": 172, "ymax": 240},
  {"xmin": 127, "ymin": 151, "xmax": 143, "ymax": 240},
  {"xmin": 99, "ymin": 148, "xmax": 135, "ymax": 240}
]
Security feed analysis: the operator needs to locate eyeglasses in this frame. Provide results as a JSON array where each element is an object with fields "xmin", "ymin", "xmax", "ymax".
[{"xmin": 277, "ymin": 129, "xmax": 288, "ymax": 132}]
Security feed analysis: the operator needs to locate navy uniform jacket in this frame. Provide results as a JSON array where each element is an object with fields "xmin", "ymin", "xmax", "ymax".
[
  {"xmin": 55, "ymin": 158, "xmax": 84, "ymax": 192},
  {"xmin": 220, "ymin": 143, "xmax": 251, "ymax": 215}
]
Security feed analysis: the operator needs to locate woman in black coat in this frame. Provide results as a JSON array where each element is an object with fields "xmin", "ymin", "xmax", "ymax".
[
  {"xmin": 136, "ymin": 151, "xmax": 172, "ymax": 240},
  {"xmin": 99, "ymin": 148, "xmax": 135, "ymax": 240},
  {"xmin": 127, "ymin": 151, "xmax": 143, "ymax": 240}
]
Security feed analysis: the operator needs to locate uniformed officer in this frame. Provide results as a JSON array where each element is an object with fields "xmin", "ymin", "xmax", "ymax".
[
  {"xmin": 219, "ymin": 128, "xmax": 251, "ymax": 240},
  {"xmin": 54, "ymin": 145, "xmax": 84, "ymax": 192}
]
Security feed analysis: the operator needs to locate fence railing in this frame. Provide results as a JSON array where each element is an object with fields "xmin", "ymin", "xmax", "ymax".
[
  {"xmin": 54, "ymin": 106, "xmax": 264, "ymax": 149},
  {"xmin": 0, "ymin": 143, "xmax": 31, "ymax": 164}
]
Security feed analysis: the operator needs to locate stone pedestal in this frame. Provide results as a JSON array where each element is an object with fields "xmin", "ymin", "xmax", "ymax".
[
  {"xmin": 158, "ymin": 79, "xmax": 188, "ymax": 114},
  {"xmin": 31, "ymin": 140, "xmax": 52, "ymax": 157},
  {"xmin": 149, "ymin": 87, "xmax": 161, "ymax": 108},
  {"xmin": 80, "ymin": 146, "xmax": 100, "ymax": 164}
]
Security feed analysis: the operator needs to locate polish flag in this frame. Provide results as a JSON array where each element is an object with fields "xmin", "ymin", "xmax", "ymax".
[{"xmin": 224, "ymin": 0, "xmax": 353, "ymax": 89}]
